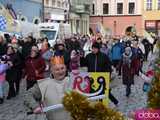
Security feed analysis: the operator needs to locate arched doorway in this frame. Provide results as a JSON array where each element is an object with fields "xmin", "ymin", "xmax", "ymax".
[
  {"xmin": 33, "ymin": 17, "xmax": 41, "ymax": 24},
  {"xmin": 20, "ymin": 15, "xmax": 28, "ymax": 22},
  {"xmin": 125, "ymin": 26, "xmax": 136, "ymax": 36}
]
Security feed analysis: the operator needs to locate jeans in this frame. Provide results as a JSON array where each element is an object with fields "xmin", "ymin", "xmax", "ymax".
[{"xmin": 0, "ymin": 81, "xmax": 4, "ymax": 98}]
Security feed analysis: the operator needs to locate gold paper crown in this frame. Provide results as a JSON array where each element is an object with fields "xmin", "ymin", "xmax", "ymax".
[{"xmin": 51, "ymin": 56, "xmax": 64, "ymax": 65}]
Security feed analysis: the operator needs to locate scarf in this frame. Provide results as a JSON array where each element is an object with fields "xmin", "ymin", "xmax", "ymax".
[{"xmin": 123, "ymin": 48, "xmax": 132, "ymax": 66}]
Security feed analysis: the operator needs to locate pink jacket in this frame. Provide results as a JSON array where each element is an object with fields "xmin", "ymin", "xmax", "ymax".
[
  {"xmin": 0, "ymin": 73, "xmax": 5, "ymax": 83},
  {"xmin": 0, "ymin": 63, "xmax": 9, "ymax": 83}
]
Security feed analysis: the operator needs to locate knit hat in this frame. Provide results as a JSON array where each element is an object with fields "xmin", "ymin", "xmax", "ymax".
[{"xmin": 92, "ymin": 42, "xmax": 100, "ymax": 49}]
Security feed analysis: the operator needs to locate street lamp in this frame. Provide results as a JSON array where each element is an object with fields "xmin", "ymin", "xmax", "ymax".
[{"xmin": 114, "ymin": 21, "xmax": 117, "ymax": 36}]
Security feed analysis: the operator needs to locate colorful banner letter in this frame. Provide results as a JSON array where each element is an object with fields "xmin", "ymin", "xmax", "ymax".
[{"xmin": 69, "ymin": 72, "xmax": 110, "ymax": 105}]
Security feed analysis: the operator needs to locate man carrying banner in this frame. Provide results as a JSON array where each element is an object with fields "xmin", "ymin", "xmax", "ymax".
[
  {"xmin": 83, "ymin": 42, "xmax": 119, "ymax": 106},
  {"xmin": 24, "ymin": 56, "xmax": 71, "ymax": 120}
]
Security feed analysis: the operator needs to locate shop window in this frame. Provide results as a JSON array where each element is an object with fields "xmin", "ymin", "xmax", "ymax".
[
  {"xmin": 129, "ymin": 2, "xmax": 135, "ymax": 14},
  {"xmin": 117, "ymin": 3, "xmax": 123, "ymax": 14},
  {"xmin": 103, "ymin": 3, "xmax": 109, "ymax": 14},
  {"xmin": 146, "ymin": 0, "xmax": 152, "ymax": 10}
]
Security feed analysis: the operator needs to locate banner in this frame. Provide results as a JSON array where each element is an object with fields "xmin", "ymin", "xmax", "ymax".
[{"xmin": 69, "ymin": 72, "xmax": 110, "ymax": 105}]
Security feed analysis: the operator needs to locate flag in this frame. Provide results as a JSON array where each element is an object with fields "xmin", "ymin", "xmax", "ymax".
[
  {"xmin": 0, "ymin": 3, "xmax": 15, "ymax": 32},
  {"xmin": 0, "ymin": 15, "xmax": 7, "ymax": 31}
]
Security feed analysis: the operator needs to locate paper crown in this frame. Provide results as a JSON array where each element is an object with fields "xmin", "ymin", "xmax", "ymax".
[{"xmin": 51, "ymin": 56, "xmax": 64, "ymax": 65}]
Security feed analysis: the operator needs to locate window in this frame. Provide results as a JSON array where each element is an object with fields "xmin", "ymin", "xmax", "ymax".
[
  {"xmin": 20, "ymin": 16, "xmax": 28, "ymax": 22},
  {"xmin": 92, "ymin": 4, "xmax": 95, "ymax": 14},
  {"xmin": 117, "ymin": 3, "xmax": 123, "ymax": 14},
  {"xmin": 103, "ymin": 3, "xmax": 109, "ymax": 14},
  {"xmin": 146, "ymin": 0, "xmax": 152, "ymax": 10},
  {"xmin": 40, "ymin": 30, "xmax": 56, "ymax": 40},
  {"xmin": 57, "ymin": 1, "xmax": 61, "ymax": 7},
  {"xmin": 129, "ymin": 2, "xmax": 135, "ymax": 14},
  {"xmin": 158, "ymin": 0, "xmax": 160, "ymax": 10},
  {"xmin": 33, "ymin": 17, "xmax": 41, "ymax": 24},
  {"xmin": 52, "ymin": 0, "xmax": 56, "ymax": 6},
  {"xmin": 46, "ymin": 0, "xmax": 49, "ymax": 5},
  {"xmin": 62, "ymin": 2, "xmax": 65, "ymax": 7},
  {"xmin": 65, "ymin": 3, "xmax": 68, "ymax": 8}
]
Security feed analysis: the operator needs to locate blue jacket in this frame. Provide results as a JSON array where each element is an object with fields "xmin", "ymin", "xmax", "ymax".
[{"xmin": 111, "ymin": 42, "xmax": 124, "ymax": 61}]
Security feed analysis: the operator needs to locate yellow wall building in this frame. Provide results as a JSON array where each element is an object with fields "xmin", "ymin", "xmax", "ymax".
[{"xmin": 143, "ymin": 0, "xmax": 160, "ymax": 35}]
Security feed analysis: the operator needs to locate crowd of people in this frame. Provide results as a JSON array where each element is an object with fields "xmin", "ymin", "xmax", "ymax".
[{"xmin": 0, "ymin": 32, "xmax": 159, "ymax": 119}]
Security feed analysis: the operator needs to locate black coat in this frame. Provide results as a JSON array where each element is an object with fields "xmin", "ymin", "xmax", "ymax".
[
  {"xmin": 85, "ymin": 52, "xmax": 112, "ymax": 72},
  {"xmin": 6, "ymin": 53, "xmax": 23, "ymax": 81},
  {"xmin": 122, "ymin": 56, "xmax": 135, "ymax": 85},
  {"xmin": 21, "ymin": 41, "xmax": 34, "ymax": 60},
  {"xmin": 0, "ymin": 43, "xmax": 7, "ymax": 56}
]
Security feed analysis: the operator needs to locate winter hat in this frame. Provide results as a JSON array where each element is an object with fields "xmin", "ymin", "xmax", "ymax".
[{"xmin": 92, "ymin": 42, "xmax": 100, "ymax": 49}]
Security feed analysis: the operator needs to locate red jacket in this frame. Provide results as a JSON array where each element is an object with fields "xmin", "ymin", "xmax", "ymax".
[{"xmin": 25, "ymin": 55, "xmax": 46, "ymax": 81}]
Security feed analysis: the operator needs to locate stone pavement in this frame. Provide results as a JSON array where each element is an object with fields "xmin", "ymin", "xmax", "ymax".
[
  {"xmin": 109, "ymin": 75, "xmax": 147, "ymax": 116},
  {"xmin": 0, "ymin": 73, "xmax": 147, "ymax": 120}
]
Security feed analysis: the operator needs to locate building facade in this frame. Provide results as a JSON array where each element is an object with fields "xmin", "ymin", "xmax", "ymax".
[
  {"xmin": 0, "ymin": 0, "xmax": 42, "ymax": 23},
  {"xmin": 44, "ymin": 0, "xmax": 69, "ymax": 23},
  {"xmin": 70, "ymin": 0, "xmax": 91, "ymax": 34},
  {"xmin": 90, "ymin": 0, "xmax": 143, "ymax": 36},
  {"xmin": 143, "ymin": 0, "xmax": 160, "ymax": 36}
]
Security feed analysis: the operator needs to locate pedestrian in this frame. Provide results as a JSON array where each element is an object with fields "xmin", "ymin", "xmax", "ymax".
[
  {"xmin": 132, "ymin": 40, "xmax": 144, "ymax": 75},
  {"xmin": 69, "ymin": 49, "xmax": 80, "ymax": 73},
  {"xmin": 24, "ymin": 56, "xmax": 71, "ymax": 120},
  {"xmin": 40, "ymin": 41, "xmax": 53, "ymax": 78},
  {"xmin": 25, "ymin": 45, "xmax": 46, "ymax": 90},
  {"xmin": 110, "ymin": 38, "xmax": 124, "ymax": 76},
  {"xmin": 5, "ymin": 46, "xmax": 23, "ymax": 99},
  {"xmin": 0, "ymin": 36, "xmax": 7, "ymax": 56},
  {"xmin": 21, "ymin": 36, "xmax": 35, "ymax": 60},
  {"xmin": 0, "ymin": 56, "xmax": 9, "ymax": 104},
  {"xmin": 82, "ymin": 42, "xmax": 119, "ymax": 106},
  {"xmin": 54, "ymin": 42, "xmax": 70, "ymax": 68},
  {"xmin": 122, "ymin": 47, "xmax": 135, "ymax": 97}
]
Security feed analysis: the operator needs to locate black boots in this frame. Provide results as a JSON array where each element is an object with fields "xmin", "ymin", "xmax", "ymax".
[{"xmin": 126, "ymin": 85, "xmax": 131, "ymax": 97}]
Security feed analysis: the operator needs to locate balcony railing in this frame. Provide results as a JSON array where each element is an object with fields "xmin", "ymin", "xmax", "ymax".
[{"xmin": 71, "ymin": 0, "xmax": 91, "ymax": 6}]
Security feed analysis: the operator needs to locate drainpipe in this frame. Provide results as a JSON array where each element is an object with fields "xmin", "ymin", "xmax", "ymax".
[{"xmin": 101, "ymin": 16, "xmax": 103, "ymax": 25}]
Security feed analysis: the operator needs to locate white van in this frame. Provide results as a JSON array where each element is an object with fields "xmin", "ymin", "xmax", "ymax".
[{"xmin": 38, "ymin": 23, "xmax": 71, "ymax": 47}]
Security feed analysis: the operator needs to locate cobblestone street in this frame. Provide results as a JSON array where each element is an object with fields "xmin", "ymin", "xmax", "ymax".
[{"xmin": 0, "ymin": 72, "xmax": 147, "ymax": 120}]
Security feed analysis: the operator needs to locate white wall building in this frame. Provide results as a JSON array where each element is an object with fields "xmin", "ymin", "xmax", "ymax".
[
  {"xmin": 90, "ymin": 0, "xmax": 143, "ymax": 36},
  {"xmin": 44, "ymin": 0, "xmax": 69, "ymax": 22},
  {"xmin": 92, "ymin": 0, "xmax": 142, "ymax": 16}
]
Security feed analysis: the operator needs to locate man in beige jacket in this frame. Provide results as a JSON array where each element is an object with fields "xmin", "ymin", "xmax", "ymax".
[{"xmin": 24, "ymin": 56, "xmax": 71, "ymax": 120}]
